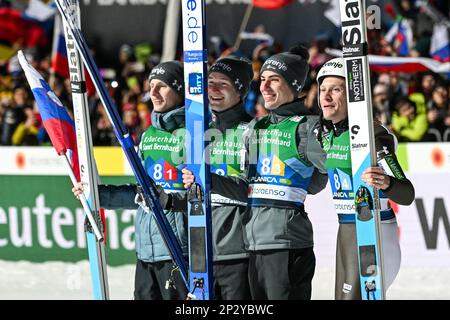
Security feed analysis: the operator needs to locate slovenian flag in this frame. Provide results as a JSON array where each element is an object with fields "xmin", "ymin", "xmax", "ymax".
[
  {"xmin": 18, "ymin": 50, "xmax": 80, "ymax": 180},
  {"xmin": 430, "ymin": 23, "xmax": 450, "ymax": 63},
  {"xmin": 51, "ymin": 14, "xmax": 69, "ymax": 78},
  {"xmin": 385, "ymin": 17, "xmax": 413, "ymax": 57},
  {"xmin": 50, "ymin": 14, "xmax": 96, "ymax": 96}
]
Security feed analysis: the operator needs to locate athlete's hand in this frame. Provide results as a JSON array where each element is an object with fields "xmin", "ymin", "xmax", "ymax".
[
  {"xmin": 182, "ymin": 168, "xmax": 195, "ymax": 189},
  {"xmin": 362, "ymin": 167, "xmax": 390, "ymax": 190},
  {"xmin": 72, "ymin": 182, "xmax": 84, "ymax": 199}
]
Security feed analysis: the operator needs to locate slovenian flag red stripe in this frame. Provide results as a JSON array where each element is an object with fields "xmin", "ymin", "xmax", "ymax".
[{"xmin": 370, "ymin": 62, "xmax": 430, "ymax": 73}]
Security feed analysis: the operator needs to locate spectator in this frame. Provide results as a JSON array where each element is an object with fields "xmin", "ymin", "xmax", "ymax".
[
  {"xmin": 1, "ymin": 86, "xmax": 28, "ymax": 145},
  {"xmin": 372, "ymin": 83, "xmax": 392, "ymax": 127},
  {"xmin": 391, "ymin": 97, "xmax": 428, "ymax": 142},
  {"xmin": 418, "ymin": 72, "xmax": 436, "ymax": 102},
  {"xmin": 92, "ymin": 101, "xmax": 119, "ymax": 146},
  {"xmin": 308, "ymin": 34, "xmax": 332, "ymax": 71},
  {"xmin": 425, "ymin": 82, "xmax": 450, "ymax": 141},
  {"xmin": 12, "ymin": 101, "xmax": 41, "ymax": 145},
  {"xmin": 377, "ymin": 72, "xmax": 406, "ymax": 113}
]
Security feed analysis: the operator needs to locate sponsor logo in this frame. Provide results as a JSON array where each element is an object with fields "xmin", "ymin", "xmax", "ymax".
[
  {"xmin": 341, "ymin": 0, "xmax": 362, "ymax": 48},
  {"xmin": 352, "ymin": 143, "xmax": 368, "ymax": 149},
  {"xmin": 235, "ymin": 78, "xmax": 243, "ymax": 91},
  {"xmin": 342, "ymin": 46, "xmax": 360, "ymax": 54},
  {"xmin": 188, "ymin": 72, "xmax": 203, "ymax": 95},
  {"xmin": 292, "ymin": 79, "xmax": 302, "ymax": 92},
  {"xmin": 172, "ymin": 79, "xmax": 183, "ymax": 92},
  {"xmin": 152, "ymin": 66, "xmax": 165, "ymax": 76},
  {"xmin": 16, "ymin": 152, "xmax": 26, "ymax": 170},
  {"xmin": 63, "ymin": 15, "xmax": 84, "ymax": 87},
  {"xmin": 333, "ymin": 191, "xmax": 349, "ymax": 199},
  {"xmin": 431, "ymin": 147, "xmax": 445, "ymax": 168},
  {"xmin": 350, "ymin": 125, "xmax": 360, "ymax": 140},
  {"xmin": 323, "ymin": 60, "xmax": 344, "ymax": 69},
  {"xmin": 346, "ymin": 59, "xmax": 365, "ymax": 102},
  {"xmin": 343, "ymin": 283, "xmax": 353, "ymax": 294},
  {"xmin": 251, "ymin": 188, "xmax": 286, "ymax": 197},
  {"xmin": 334, "ymin": 203, "xmax": 356, "ymax": 212},
  {"xmin": 156, "ymin": 182, "xmax": 171, "ymax": 189},
  {"xmin": 376, "ymin": 146, "xmax": 390, "ymax": 158},
  {"xmin": 264, "ymin": 59, "xmax": 288, "ymax": 71},
  {"xmin": 212, "ymin": 62, "xmax": 232, "ymax": 72},
  {"xmin": 184, "ymin": 0, "xmax": 201, "ymax": 44},
  {"xmin": 254, "ymin": 176, "xmax": 278, "ymax": 183}
]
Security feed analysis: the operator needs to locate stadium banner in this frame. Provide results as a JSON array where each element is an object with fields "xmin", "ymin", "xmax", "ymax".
[
  {"xmin": 77, "ymin": 0, "xmax": 388, "ymax": 66},
  {"xmin": 1, "ymin": 144, "xmax": 449, "ymax": 267},
  {"xmin": 0, "ymin": 147, "xmax": 135, "ymax": 266}
]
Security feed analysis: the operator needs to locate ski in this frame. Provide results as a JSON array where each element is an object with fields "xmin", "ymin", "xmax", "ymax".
[
  {"xmin": 54, "ymin": 0, "xmax": 189, "ymax": 287},
  {"xmin": 339, "ymin": 0, "xmax": 385, "ymax": 299},
  {"xmin": 60, "ymin": 0, "xmax": 109, "ymax": 299},
  {"xmin": 181, "ymin": 0, "xmax": 214, "ymax": 300}
]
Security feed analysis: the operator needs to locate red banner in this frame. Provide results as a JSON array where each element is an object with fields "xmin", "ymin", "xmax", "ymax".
[{"xmin": 252, "ymin": 0, "xmax": 294, "ymax": 10}]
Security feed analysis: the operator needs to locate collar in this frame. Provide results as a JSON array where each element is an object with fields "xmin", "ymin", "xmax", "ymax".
[
  {"xmin": 268, "ymin": 97, "xmax": 311, "ymax": 123},
  {"xmin": 212, "ymin": 103, "xmax": 252, "ymax": 131},
  {"xmin": 332, "ymin": 118, "xmax": 349, "ymax": 137},
  {"xmin": 151, "ymin": 106, "xmax": 185, "ymax": 132}
]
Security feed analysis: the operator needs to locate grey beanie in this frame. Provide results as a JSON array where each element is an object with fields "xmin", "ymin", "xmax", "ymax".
[
  {"xmin": 209, "ymin": 56, "xmax": 253, "ymax": 98},
  {"xmin": 148, "ymin": 61, "xmax": 185, "ymax": 99},
  {"xmin": 260, "ymin": 44, "xmax": 310, "ymax": 96}
]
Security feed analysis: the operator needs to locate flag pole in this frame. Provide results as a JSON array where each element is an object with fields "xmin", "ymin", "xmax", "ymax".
[
  {"xmin": 49, "ymin": 15, "xmax": 62, "ymax": 88},
  {"xmin": 61, "ymin": 153, "xmax": 104, "ymax": 241},
  {"xmin": 233, "ymin": 4, "xmax": 254, "ymax": 50}
]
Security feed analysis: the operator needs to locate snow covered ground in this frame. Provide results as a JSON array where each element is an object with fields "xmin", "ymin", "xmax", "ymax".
[{"xmin": 1, "ymin": 260, "xmax": 448, "ymax": 300}]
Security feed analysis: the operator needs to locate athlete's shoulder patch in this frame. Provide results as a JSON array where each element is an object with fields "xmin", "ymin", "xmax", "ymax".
[
  {"xmin": 237, "ymin": 122, "xmax": 249, "ymax": 130},
  {"xmin": 289, "ymin": 115, "xmax": 305, "ymax": 123}
]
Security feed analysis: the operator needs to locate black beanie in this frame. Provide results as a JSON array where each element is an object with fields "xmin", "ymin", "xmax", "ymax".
[
  {"xmin": 209, "ymin": 56, "xmax": 253, "ymax": 98},
  {"xmin": 260, "ymin": 44, "xmax": 310, "ymax": 96},
  {"xmin": 148, "ymin": 61, "xmax": 184, "ymax": 99}
]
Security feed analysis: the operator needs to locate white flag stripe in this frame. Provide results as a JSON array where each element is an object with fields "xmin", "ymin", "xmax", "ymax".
[{"xmin": 17, "ymin": 51, "xmax": 45, "ymax": 90}]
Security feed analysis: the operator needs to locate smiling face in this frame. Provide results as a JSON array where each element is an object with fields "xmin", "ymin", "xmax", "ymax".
[
  {"xmin": 319, "ymin": 76, "xmax": 347, "ymax": 124},
  {"xmin": 207, "ymin": 72, "xmax": 241, "ymax": 112},
  {"xmin": 259, "ymin": 70, "xmax": 294, "ymax": 110},
  {"xmin": 150, "ymin": 79, "xmax": 182, "ymax": 113}
]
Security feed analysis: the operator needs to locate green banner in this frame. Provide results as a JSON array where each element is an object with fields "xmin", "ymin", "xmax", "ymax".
[{"xmin": 0, "ymin": 175, "xmax": 137, "ymax": 266}]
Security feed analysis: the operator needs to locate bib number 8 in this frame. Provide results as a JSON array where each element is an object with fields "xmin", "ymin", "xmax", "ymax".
[
  {"xmin": 334, "ymin": 173, "xmax": 341, "ymax": 190},
  {"xmin": 153, "ymin": 163, "xmax": 163, "ymax": 180},
  {"xmin": 261, "ymin": 158, "xmax": 271, "ymax": 175}
]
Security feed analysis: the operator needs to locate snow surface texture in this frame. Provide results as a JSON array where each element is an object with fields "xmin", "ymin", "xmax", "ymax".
[{"xmin": 0, "ymin": 260, "xmax": 448, "ymax": 300}]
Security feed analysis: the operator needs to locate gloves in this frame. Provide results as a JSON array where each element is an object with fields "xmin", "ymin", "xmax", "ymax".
[{"xmin": 134, "ymin": 184, "xmax": 172, "ymax": 212}]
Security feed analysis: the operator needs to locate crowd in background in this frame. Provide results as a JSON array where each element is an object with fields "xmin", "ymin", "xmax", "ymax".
[{"xmin": 0, "ymin": 0, "xmax": 449, "ymax": 147}]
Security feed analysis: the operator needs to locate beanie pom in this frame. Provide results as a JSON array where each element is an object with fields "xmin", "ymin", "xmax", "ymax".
[{"xmin": 288, "ymin": 44, "xmax": 309, "ymax": 61}]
